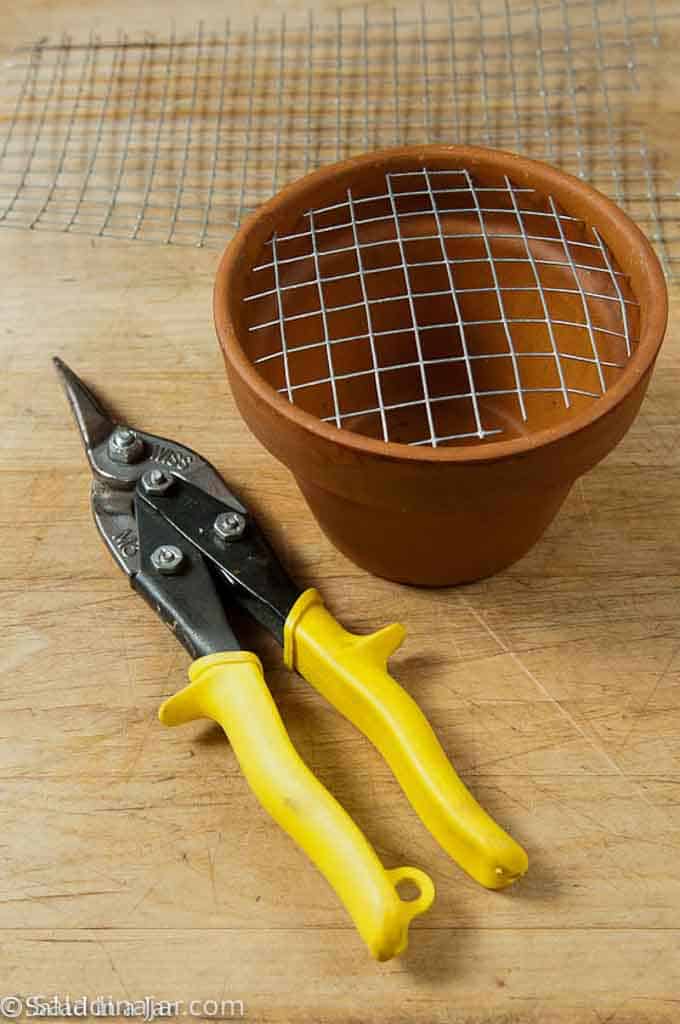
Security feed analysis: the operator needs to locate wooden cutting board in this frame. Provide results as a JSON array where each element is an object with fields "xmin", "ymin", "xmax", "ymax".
[{"xmin": 1, "ymin": 1, "xmax": 679, "ymax": 1021}]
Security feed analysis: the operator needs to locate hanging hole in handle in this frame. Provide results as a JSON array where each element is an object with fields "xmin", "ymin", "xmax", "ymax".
[
  {"xmin": 387, "ymin": 866, "xmax": 435, "ymax": 919},
  {"xmin": 396, "ymin": 877, "xmax": 422, "ymax": 902}
]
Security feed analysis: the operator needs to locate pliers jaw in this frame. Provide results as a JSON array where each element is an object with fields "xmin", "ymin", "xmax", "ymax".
[
  {"xmin": 54, "ymin": 355, "xmax": 247, "ymax": 577},
  {"xmin": 54, "ymin": 356, "xmax": 300, "ymax": 646}
]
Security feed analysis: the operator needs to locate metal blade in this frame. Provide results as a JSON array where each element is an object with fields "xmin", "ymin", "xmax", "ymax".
[
  {"xmin": 53, "ymin": 356, "xmax": 248, "ymax": 508},
  {"xmin": 53, "ymin": 356, "xmax": 117, "ymax": 465}
]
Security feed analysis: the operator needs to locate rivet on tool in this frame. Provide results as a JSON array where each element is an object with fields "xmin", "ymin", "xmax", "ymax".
[
  {"xmin": 108, "ymin": 426, "xmax": 144, "ymax": 464},
  {"xmin": 214, "ymin": 511, "xmax": 246, "ymax": 540},
  {"xmin": 141, "ymin": 468, "xmax": 174, "ymax": 496},
  {"xmin": 150, "ymin": 545, "xmax": 185, "ymax": 575}
]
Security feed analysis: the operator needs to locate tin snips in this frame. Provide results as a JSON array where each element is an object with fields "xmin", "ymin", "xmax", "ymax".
[{"xmin": 54, "ymin": 358, "xmax": 527, "ymax": 961}]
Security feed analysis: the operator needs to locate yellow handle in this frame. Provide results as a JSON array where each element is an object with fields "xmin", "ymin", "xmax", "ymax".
[
  {"xmin": 158, "ymin": 651, "xmax": 434, "ymax": 960},
  {"xmin": 284, "ymin": 590, "xmax": 528, "ymax": 890}
]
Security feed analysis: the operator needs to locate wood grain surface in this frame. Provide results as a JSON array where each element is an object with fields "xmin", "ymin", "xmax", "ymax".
[{"xmin": 2, "ymin": 2, "xmax": 680, "ymax": 1022}]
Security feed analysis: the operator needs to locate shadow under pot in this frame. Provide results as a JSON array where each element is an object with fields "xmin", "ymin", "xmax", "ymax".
[{"xmin": 214, "ymin": 145, "xmax": 667, "ymax": 585}]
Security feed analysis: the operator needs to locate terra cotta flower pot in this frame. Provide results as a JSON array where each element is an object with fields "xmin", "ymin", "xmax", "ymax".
[{"xmin": 214, "ymin": 146, "xmax": 667, "ymax": 585}]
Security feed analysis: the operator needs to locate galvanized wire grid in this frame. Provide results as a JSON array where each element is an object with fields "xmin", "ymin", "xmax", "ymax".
[
  {"xmin": 0, "ymin": 0, "xmax": 678, "ymax": 277},
  {"xmin": 243, "ymin": 167, "xmax": 638, "ymax": 447}
]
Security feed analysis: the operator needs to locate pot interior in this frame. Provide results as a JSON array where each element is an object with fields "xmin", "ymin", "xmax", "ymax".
[{"xmin": 240, "ymin": 165, "xmax": 640, "ymax": 448}]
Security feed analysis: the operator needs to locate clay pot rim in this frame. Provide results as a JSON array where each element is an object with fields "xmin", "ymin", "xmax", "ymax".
[{"xmin": 214, "ymin": 144, "xmax": 667, "ymax": 466}]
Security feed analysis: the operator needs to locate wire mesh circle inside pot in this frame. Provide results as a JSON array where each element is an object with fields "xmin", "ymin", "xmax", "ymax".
[
  {"xmin": 215, "ymin": 147, "xmax": 666, "ymax": 585},
  {"xmin": 233, "ymin": 152, "xmax": 652, "ymax": 450}
]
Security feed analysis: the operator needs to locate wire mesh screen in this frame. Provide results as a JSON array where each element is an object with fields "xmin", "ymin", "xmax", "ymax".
[
  {"xmin": 0, "ymin": 0, "xmax": 678, "ymax": 277},
  {"xmin": 242, "ymin": 165, "xmax": 638, "ymax": 448}
]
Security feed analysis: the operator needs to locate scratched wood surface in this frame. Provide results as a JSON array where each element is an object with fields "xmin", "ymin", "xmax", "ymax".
[{"xmin": 2, "ymin": 1, "xmax": 680, "ymax": 1022}]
